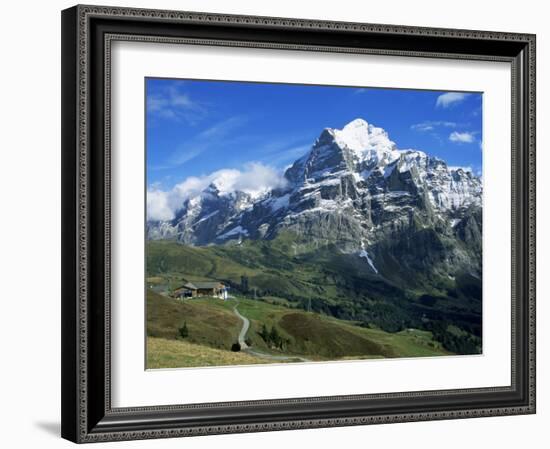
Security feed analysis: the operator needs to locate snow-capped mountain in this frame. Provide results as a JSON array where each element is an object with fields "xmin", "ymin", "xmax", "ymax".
[
  {"xmin": 147, "ymin": 183, "xmax": 260, "ymax": 242},
  {"xmin": 147, "ymin": 118, "xmax": 482, "ymax": 282}
]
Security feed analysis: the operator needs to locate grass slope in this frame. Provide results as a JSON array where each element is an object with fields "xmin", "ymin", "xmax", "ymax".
[
  {"xmin": 147, "ymin": 337, "xmax": 263, "ymax": 368},
  {"xmin": 147, "ymin": 290, "xmax": 241, "ymax": 351},
  {"xmin": 147, "ymin": 237, "xmax": 482, "ymax": 355},
  {"xmin": 147, "ymin": 290, "xmax": 448, "ymax": 368},
  {"xmin": 146, "ymin": 237, "xmax": 409, "ymax": 320},
  {"xmin": 227, "ymin": 297, "xmax": 448, "ymax": 359}
]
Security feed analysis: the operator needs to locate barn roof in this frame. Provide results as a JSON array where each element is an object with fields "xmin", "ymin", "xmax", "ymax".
[
  {"xmin": 194, "ymin": 281, "xmax": 224, "ymax": 289},
  {"xmin": 175, "ymin": 282, "xmax": 198, "ymax": 291},
  {"xmin": 174, "ymin": 281, "xmax": 225, "ymax": 291}
]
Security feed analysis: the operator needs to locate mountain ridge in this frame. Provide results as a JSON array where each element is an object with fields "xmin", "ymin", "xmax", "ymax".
[{"xmin": 147, "ymin": 118, "xmax": 482, "ymax": 284}]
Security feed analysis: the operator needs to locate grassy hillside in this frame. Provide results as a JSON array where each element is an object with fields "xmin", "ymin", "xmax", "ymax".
[
  {"xmin": 147, "ymin": 289, "xmax": 241, "ymax": 351},
  {"xmin": 147, "ymin": 337, "xmax": 264, "ymax": 368},
  {"xmin": 147, "ymin": 289, "xmax": 449, "ymax": 367},
  {"xmin": 237, "ymin": 297, "xmax": 448, "ymax": 359},
  {"xmin": 146, "ymin": 237, "xmax": 411, "ymax": 322},
  {"xmin": 146, "ymin": 236, "xmax": 482, "ymax": 355}
]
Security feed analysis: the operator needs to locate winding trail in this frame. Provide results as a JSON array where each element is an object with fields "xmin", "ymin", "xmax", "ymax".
[
  {"xmin": 232, "ymin": 302, "xmax": 250, "ymax": 349},
  {"xmin": 231, "ymin": 299, "xmax": 311, "ymax": 363}
]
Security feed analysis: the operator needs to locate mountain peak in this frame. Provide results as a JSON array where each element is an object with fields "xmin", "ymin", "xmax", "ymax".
[
  {"xmin": 328, "ymin": 118, "xmax": 398, "ymax": 165},
  {"xmin": 148, "ymin": 119, "xmax": 482, "ymax": 248},
  {"xmin": 342, "ymin": 117, "xmax": 370, "ymax": 131}
]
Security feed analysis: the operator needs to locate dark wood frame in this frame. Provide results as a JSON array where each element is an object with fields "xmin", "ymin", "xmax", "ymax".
[{"xmin": 61, "ymin": 4, "xmax": 536, "ymax": 443}]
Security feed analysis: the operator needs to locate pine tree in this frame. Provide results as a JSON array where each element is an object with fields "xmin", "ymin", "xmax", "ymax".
[
  {"xmin": 269, "ymin": 326, "xmax": 281, "ymax": 348},
  {"xmin": 259, "ymin": 323, "xmax": 269, "ymax": 342},
  {"xmin": 178, "ymin": 321, "xmax": 189, "ymax": 339}
]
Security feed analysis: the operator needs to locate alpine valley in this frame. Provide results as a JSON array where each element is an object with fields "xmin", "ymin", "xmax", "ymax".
[{"xmin": 146, "ymin": 118, "xmax": 483, "ymax": 365}]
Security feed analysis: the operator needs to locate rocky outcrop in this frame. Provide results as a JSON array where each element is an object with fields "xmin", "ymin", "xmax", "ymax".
[{"xmin": 147, "ymin": 118, "xmax": 482, "ymax": 283}]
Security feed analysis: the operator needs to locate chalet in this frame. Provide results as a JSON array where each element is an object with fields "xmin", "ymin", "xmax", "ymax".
[{"xmin": 173, "ymin": 281, "xmax": 228, "ymax": 300}]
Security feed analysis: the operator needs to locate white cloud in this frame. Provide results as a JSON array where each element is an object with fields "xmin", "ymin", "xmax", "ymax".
[
  {"xmin": 151, "ymin": 117, "xmax": 249, "ymax": 170},
  {"xmin": 412, "ymin": 123, "xmax": 434, "ymax": 132},
  {"xmin": 147, "ymin": 84, "xmax": 206, "ymax": 124},
  {"xmin": 196, "ymin": 116, "xmax": 247, "ymax": 140},
  {"xmin": 411, "ymin": 121, "xmax": 457, "ymax": 132},
  {"xmin": 436, "ymin": 92, "xmax": 469, "ymax": 108},
  {"xmin": 146, "ymin": 190, "xmax": 176, "ymax": 222},
  {"xmin": 449, "ymin": 131, "xmax": 476, "ymax": 143},
  {"xmin": 259, "ymin": 143, "xmax": 311, "ymax": 166},
  {"xmin": 147, "ymin": 163, "xmax": 288, "ymax": 221}
]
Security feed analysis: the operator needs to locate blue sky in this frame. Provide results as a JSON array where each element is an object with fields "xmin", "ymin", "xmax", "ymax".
[{"xmin": 146, "ymin": 78, "xmax": 482, "ymax": 190}]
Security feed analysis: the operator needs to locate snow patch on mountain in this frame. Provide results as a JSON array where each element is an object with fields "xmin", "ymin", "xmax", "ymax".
[
  {"xmin": 359, "ymin": 241, "xmax": 379, "ymax": 274},
  {"xmin": 147, "ymin": 118, "xmax": 483, "ymax": 250},
  {"xmin": 146, "ymin": 162, "xmax": 286, "ymax": 221},
  {"xmin": 217, "ymin": 225, "xmax": 249, "ymax": 240},
  {"xmin": 191, "ymin": 210, "xmax": 219, "ymax": 227},
  {"xmin": 332, "ymin": 118, "xmax": 400, "ymax": 164},
  {"xmin": 269, "ymin": 194, "xmax": 290, "ymax": 212}
]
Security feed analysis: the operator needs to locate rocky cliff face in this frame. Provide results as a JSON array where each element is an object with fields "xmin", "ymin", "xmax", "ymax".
[{"xmin": 147, "ymin": 118, "xmax": 482, "ymax": 285}]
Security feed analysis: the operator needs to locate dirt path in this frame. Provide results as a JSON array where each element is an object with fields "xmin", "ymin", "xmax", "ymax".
[
  {"xmin": 231, "ymin": 300, "xmax": 311, "ymax": 363},
  {"xmin": 232, "ymin": 302, "xmax": 250, "ymax": 349}
]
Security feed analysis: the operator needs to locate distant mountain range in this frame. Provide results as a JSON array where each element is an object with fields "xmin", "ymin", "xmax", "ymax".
[{"xmin": 147, "ymin": 118, "xmax": 482, "ymax": 287}]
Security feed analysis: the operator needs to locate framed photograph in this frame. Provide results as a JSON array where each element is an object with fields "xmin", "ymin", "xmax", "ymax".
[{"xmin": 61, "ymin": 4, "xmax": 536, "ymax": 443}]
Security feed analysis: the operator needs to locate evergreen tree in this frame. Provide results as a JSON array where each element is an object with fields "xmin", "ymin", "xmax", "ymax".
[
  {"xmin": 178, "ymin": 321, "xmax": 189, "ymax": 339},
  {"xmin": 269, "ymin": 326, "xmax": 281, "ymax": 348},
  {"xmin": 259, "ymin": 323, "xmax": 269, "ymax": 341},
  {"xmin": 240, "ymin": 275, "xmax": 249, "ymax": 293}
]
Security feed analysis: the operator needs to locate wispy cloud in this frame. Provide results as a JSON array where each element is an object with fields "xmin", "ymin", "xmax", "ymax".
[
  {"xmin": 147, "ymin": 83, "xmax": 207, "ymax": 124},
  {"xmin": 164, "ymin": 147, "xmax": 205, "ymax": 168},
  {"xmin": 195, "ymin": 116, "xmax": 246, "ymax": 140},
  {"xmin": 411, "ymin": 121, "xmax": 458, "ymax": 132},
  {"xmin": 251, "ymin": 133, "xmax": 313, "ymax": 166},
  {"xmin": 147, "ymin": 162, "xmax": 288, "ymax": 221},
  {"xmin": 152, "ymin": 116, "xmax": 249, "ymax": 170},
  {"xmin": 354, "ymin": 88, "xmax": 368, "ymax": 95},
  {"xmin": 262, "ymin": 144, "xmax": 311, "ymax": 166},
  {"xmin": 449, "ymin": 131, "xmax": 476, "ymax": 143},
  {"xmin": 436, "ymin": 92, "xmax": 469, "ymax": 108}
]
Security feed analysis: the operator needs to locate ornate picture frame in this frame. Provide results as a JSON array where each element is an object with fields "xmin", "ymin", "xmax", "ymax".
[{"xmin": 61, "ymin": 4, "xmax": 536, "ymax": 443}]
